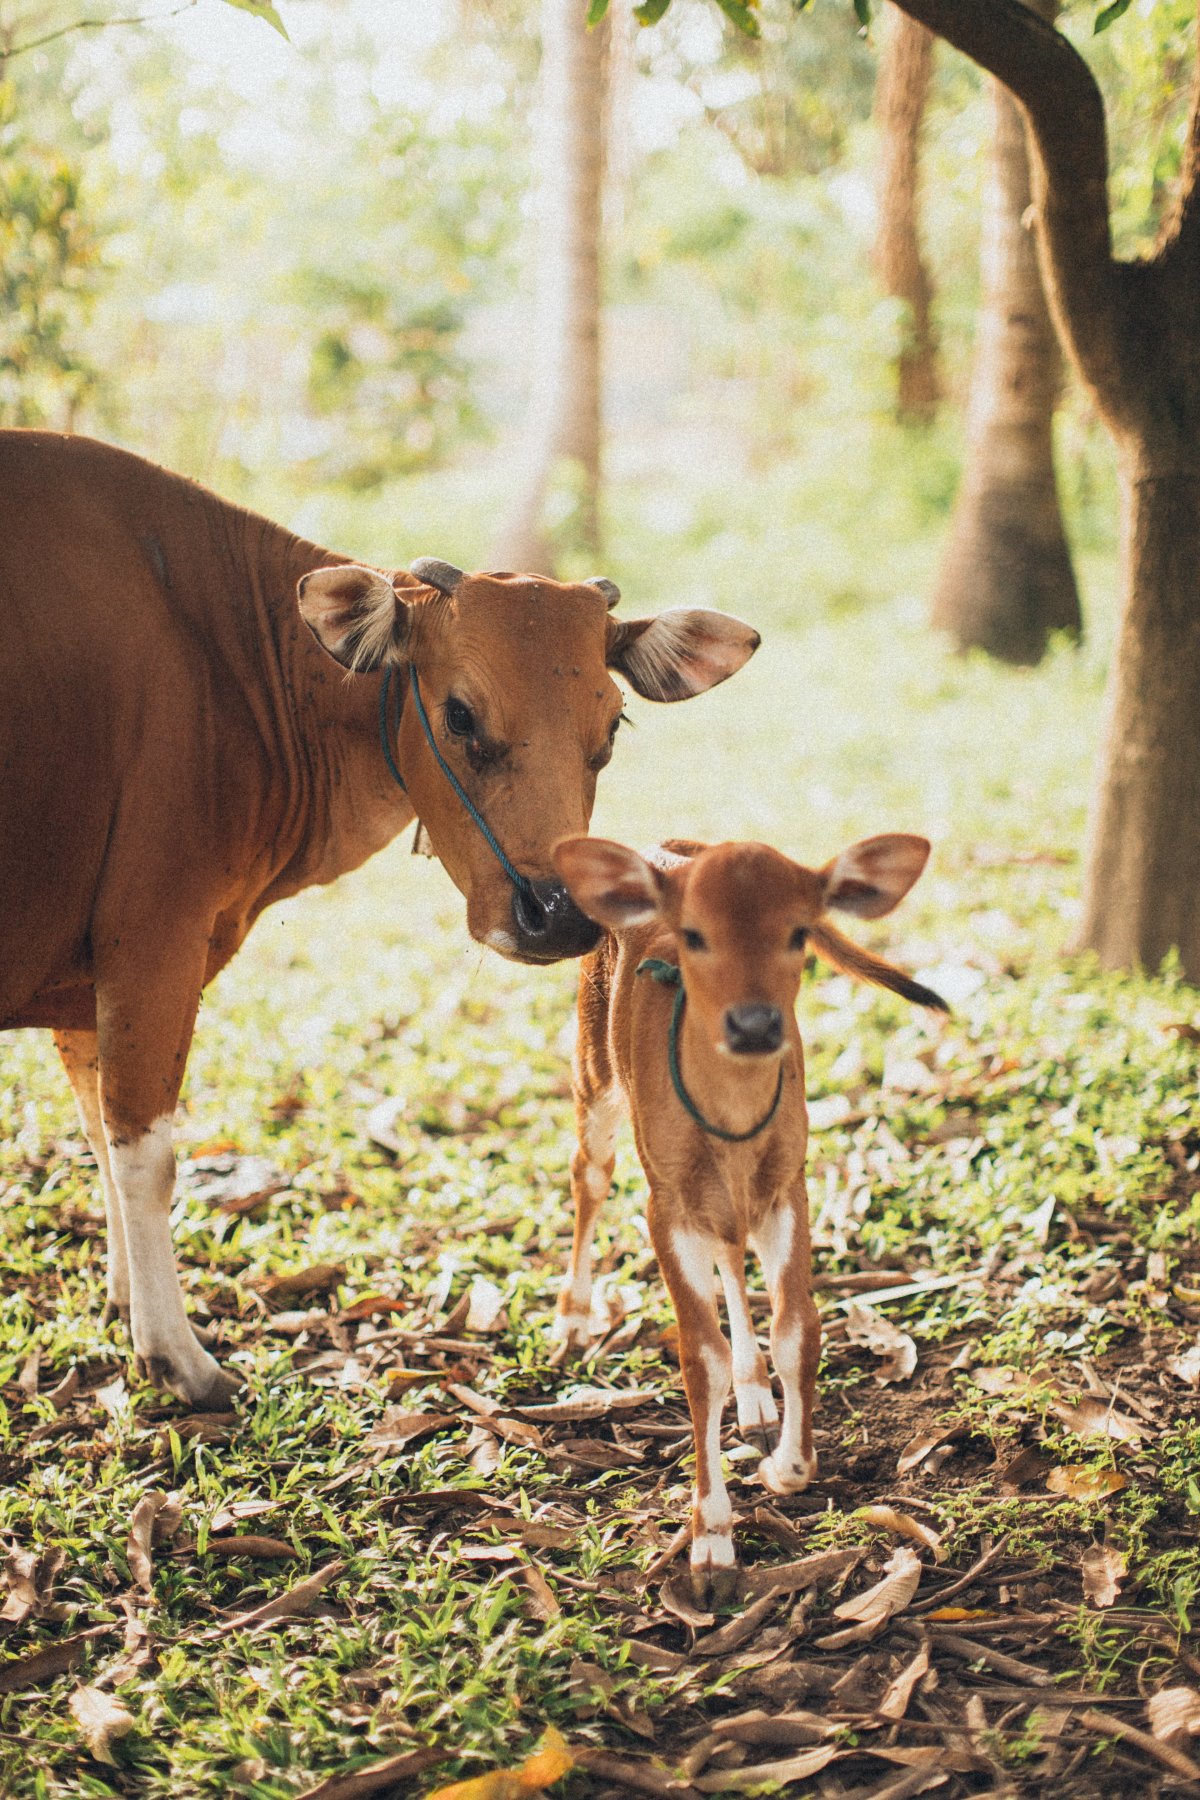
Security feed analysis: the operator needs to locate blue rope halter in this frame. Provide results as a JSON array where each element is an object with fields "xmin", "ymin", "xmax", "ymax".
[
  {"xmin": 636, "ymin": 958, "xmax": 785, "ymax": 1143},
  {"xmin": 378, "ymin": 662, "xmax": 536, "ymax": 904}
]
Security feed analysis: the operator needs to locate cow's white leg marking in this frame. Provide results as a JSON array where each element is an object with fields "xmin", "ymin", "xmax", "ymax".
[
  {"xmin": 56, "ymin": 1032, "xmax": 129, "ymax": 1318},
  {"xmin": 753, "ymin": 1200, "xmax": 819, "ymax": 1494},
  {"xmin": 555, "ymin": 1085, "xmax": 620, "ymax": 1348},
  {"xmin": 107, "ymin": 1116, "xmax": 237, "ymax": 1409},
  {"xmin": 716, "ymin": 1241, "xmax": 778, "ymax": 1440}
]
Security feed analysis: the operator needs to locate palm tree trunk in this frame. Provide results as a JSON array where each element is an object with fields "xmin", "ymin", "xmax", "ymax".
[
  {"xmin": 928, "ymin": 0, "xmax": 1081, "ymax": 665},
  {"xmin": 491, "ymin": 0, "xmax": 607, "ymax": 574}
]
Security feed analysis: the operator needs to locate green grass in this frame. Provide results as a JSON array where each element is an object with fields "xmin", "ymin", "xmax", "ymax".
[{"xmin": 3, "ymin": 460, "xmax": 1199, "ymax": 1796}]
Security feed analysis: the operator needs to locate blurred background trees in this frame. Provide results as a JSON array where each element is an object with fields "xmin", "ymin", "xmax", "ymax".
[{"xmin": 0, "ymin": 0, "xmax": 1195, "ymax": 972}]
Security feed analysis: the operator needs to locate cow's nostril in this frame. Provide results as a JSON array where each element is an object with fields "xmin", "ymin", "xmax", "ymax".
[
  {"xmin": 511, "ymin": 878, "xmax": 601, "ymax": 961},
  {"xmin": 724, "ymin": 1003, "xmax": 784, "ymax": 1054}
]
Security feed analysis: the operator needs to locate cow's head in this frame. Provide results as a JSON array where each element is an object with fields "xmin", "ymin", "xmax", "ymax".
[{"xmin": 298, "ymin": 560, "xmax": 759, "ymax": 963}]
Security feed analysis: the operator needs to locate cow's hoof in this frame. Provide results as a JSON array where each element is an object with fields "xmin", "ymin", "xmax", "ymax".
[
  {"xmin": 690, "ymin": 1556, "xmax": 740, "ymax": 1611},
  {"xmin": 758, "ymin": 1448, "xmax": 817, "ymax": 1495},
  {"xmin": 101, "ymin": 1299, "xmax": 131, "ymax": 1329},
  {"xmin": 135, "ymin": 1351, "xmax": 242, "ymax": 1412}
]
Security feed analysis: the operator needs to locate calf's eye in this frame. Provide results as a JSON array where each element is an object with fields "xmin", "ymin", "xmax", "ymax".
[
  {"xmin": 682, "ymin": 928, "xmax": 707, "ymax": 952},
  {"xmin": 445, "ymin": 697, "xmax": 475, "ymax": 738},
  {"xmin": 790, "ymin": 927, "xmax": 808, "ymax": 951}
]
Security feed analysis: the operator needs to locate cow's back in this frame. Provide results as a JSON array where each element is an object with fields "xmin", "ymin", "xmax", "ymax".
[{"xmin": 0, "ymin": 432, "xmax": 291, "ymax": 1024}]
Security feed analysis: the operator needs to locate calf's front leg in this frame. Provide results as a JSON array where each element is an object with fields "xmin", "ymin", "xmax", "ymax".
[
  {"xmin": 752, "ymin": 1188, "xmax": 820, "ymax": 1495},
  {"xmin": 650, "ymin": 1204, "xmax": 738, "ymax": 1605}
]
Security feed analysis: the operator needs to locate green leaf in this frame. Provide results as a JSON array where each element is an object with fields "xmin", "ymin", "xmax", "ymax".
[
  {"xmin": 219, "ymin": 0, "xmax": 289, "ymax": 40},
  {"xmin": 586, "ymin": 0, "xmax": 611, "ymax": 24},
  {"xmin": 853, "ymin": 0, "xmax": 872, "ymax": 27},
  {"xmin": 633, "ymin": 0, "xmax": 671, "ymax": 22},
  {"xmin": 715, "ymin": 0, "xmax": 760, "ymax": 36},
  {"xmin": 1093, "ymin": 0, "xmax": 1132, "ymax": 31}
]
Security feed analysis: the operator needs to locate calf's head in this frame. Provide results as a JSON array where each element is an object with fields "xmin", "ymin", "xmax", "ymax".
[
  {"xmin": 298, "ymin": 561, "xmax": 759, "ymax": 962},
  {"xmin": 554, "ymin": 832, "xmax": 947, "ymax": 1047}
]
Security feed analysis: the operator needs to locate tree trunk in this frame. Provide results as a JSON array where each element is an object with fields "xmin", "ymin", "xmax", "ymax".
[
  {"xmin": 1077, "ymin": 466, "xmax": 1200, "ymax": 974},
  {"xmin": 873, "ymin": 7, "xmax": 940, "ymax": 425},
  {"xmin": 882, "ymin": 0, "xmax": 1200, "ymax": 976},
  {"xmin": 929, "ymin": 0, "xmax": 1081, "ymax": 666},
  {"xmin": 491, "ymin": 0, "xmax": 607, "ymax": 575}
]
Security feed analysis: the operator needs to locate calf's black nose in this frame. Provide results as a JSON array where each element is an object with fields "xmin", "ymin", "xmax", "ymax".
[
  {"xmin": 724, "ymin": 1002, "xmax": 783, "ymax": 1055},
  {"xmin": 512, "ymin": 877, "xmax": 602, "ymax": 963}
]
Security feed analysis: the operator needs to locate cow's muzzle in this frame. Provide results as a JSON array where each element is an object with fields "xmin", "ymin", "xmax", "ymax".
[
  {"xmin": 512, "ymin": 878, "xmax": 602, "ymax": 962},
  {"xmin": 723, "ymin": 1002, "xmax": 784, "ymax": 1056}
]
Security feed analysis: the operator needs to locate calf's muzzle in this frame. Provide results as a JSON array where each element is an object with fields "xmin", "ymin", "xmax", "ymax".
[
  {"xmin": 512, "ymin": 877, "xmax": 602, "ymax": 962},
  {"xmin": 723, "ymin": 1002, "xmax": 784, "ymax": 1056}
]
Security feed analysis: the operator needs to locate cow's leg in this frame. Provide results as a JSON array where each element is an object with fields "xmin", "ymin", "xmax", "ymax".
[
  {"xmin": 651, "ymin": 1206, "xmax": 737, "ymax": 1604},
  {"xmin": 753, "ymin": 1189, "xmax": 820, "ymax": 1496},
  {"xmin": 54, "ymin": 1029, "xmax": 129, "ymax": 1323},
  {"xmin": 716, "ymin": 1241, "xmax": 779, "ymax": 1452},
  {"xmin": 553, "ymin": 1084, "xmax": 620, "ymax": 1352},
  {"xmin": 95, "ymin": 943, "xmax": 238, "ymax": 1410}
]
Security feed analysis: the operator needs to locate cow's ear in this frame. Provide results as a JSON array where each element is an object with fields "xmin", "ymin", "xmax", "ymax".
[
  {"xmin": 822, "ymin": 834, "xmax": 931, "ymax": 920},
  {"xmin": 606, "ymin": 608, "xmax": 760, "ymax": 702},
  {"xmin": 554, "ymin": 837, "xmax": 665, "ymax": 930},
  {"xmin": 298, "ymin": 565, "xmax": 413, "ymax": 671}
]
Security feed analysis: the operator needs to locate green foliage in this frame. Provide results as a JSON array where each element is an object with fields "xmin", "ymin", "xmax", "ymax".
[
  {"xmin": 0, "ymin": 85, "xmax": 105, "ymax": 428},
  {"xmin": 219, "ymin": 0, "xmax": 289, "ymax": 39}
]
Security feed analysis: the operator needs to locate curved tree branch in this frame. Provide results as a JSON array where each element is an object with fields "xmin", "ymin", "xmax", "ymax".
[
  {"xmin": 0, "ymin": 0, "xmax": 197, "ymax": 63},
  {"xmin": 885, "ymin": 0, "xmax": 1135, "ymax": 430}
]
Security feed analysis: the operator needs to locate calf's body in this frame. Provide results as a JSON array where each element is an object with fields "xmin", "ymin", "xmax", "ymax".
[
  {"xmin": 0, "ymin": 430, "xmax": 758, "ymax": 1405},
  {"xmin": 554, "ymin": 833, "xmax": 946, "ymax": 1597}
]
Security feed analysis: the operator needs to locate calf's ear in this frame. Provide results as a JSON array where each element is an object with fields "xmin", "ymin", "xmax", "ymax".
[
  {"xmin": 554, "ymin": 837, "xmax": 664, "ymax": 929},
  {"xmin": 822, "ymin": 834, "xmax": 931, "ymax": 919},
  {"xmin": 298, "ymin": 564, "xmax": 413, "ymax": 671},
  {"xmin": 607, "ymin": 608, "xmax": 759, "ymax": 702}
]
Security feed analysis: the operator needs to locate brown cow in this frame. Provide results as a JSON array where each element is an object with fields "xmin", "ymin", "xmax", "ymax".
[{"xmin": 0, "ymin": 430, "xmax": 759, "ymax": 1407}]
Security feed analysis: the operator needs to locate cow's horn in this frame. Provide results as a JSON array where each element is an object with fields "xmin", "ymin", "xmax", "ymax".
[
  {"xmin": 586, "ymin": 576, "xmax": 621, "ymax": 609},
  {"xmin": 410, "ymin": 557, "xmax": 464, "ymax": 595}
]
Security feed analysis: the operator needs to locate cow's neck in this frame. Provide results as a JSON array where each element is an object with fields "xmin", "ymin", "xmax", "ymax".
[{"xmin": 247, "ymin": 524, "xmax": 415, "ymax": 903}]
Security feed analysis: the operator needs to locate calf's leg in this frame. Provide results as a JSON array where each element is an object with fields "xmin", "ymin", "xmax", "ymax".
[
  {"xmin": 752, "ymin": 1189, "xmax": 820, "ymax": 1495},
  {"xmin": 651, "ymin": 1206, "xmax": 737, "ymax": 1604},
  {"xmin": 554, "ymin": 1084, "xmax": 620, "ymax": 1352},
  {"xmin": 55, "ymin": 1029, "xmax": 129, "ymax": 1323},
  {"xmin": 716, "ymin": 1241, "xmax": 779, "ymax": 1451}
]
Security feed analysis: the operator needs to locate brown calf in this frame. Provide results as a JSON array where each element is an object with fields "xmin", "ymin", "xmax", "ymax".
[
  {"xmin": 0, "ymin": 431, "xmax": 759, "ymax": 1407},
  {"xmin": 552, "ymin": 832, "xmax": 947, "ymax": 1599}
]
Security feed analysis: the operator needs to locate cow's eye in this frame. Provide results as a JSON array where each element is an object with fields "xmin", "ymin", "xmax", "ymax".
[
  {"xmin": 445, "ymin": 697, "xmax": 475, "ymax": 738},
  {"xmin": 682, "ymin": 928, "xmax": 707, "ymax": 952},
  {"xmin": 790, "ymin": 927, "xmax": 808, "ymax": 951}
]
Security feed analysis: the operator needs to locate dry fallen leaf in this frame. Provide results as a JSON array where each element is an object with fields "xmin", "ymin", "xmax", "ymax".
[
  {"xmin": 1081, "ymin": 1540, "xmax": 1127, "ymax": 1609},
  {"xmin": 518, "ymin": 1563, "xmax": 560, "ymax": 1623},
  {"xmin": 857, "ymin": 1505, "xmax": 944, "ymax": 1561},
  {"xmin": 205, "ymin": 1558, "xmax": 344, "ymax": 1640},
  {"xmin": 126, "ymin": 1491, "xmax": 181, "ymax": 1592},
  {"xmin": 514, "ymin": 1386, "xmax": 659, "ymax": 1422},
  {"xmin": 1054, "ymin": 1395, "xmax": 1145, "ymax": 1444},
  {"xmin": 295, "ymin": 1747, "xmax": 444, "ymax": 1800},
  {"xmin": 0, "ymin": 1625, "xmax": 111, "ymax": 1694},
  {"xmin": 365, "ymin": 1410, "xmax": 454, "ymax": 1453},
  {"xmin": 259, "ymin": 1263, "xmax": 346, "ymax": 1306},
  {"xmin": 692, "ymin": 1745, "xmax": 838, "ymax": 1792},
  {"xmin": 465, "ymin": 1277, "xmax": 506, "ymax": 1334},
  {"xmin": 742, "ymin": 1546, "xmax": 860, "ymax": 1598},
  {"xmin": 1046, "ymin": 1465, "xmax": 1129, "ymax": 1501},
  {"xmin": 844, "ymin": 1304, "xmax": 917, "ymax": 1383},
  {"xmin": 423, "ymin": 1726, "xmax": 573, "ymax": 1800},
  {"xmin": 1148, "ymin": 1687, "xmax": 1200, "ymax": 1745},
  {"xmin": 70, "ymin": 1684, "xmax": 136, "ymax": 1764},
  {"xmin": 896, "ymin": 1426, "xmax": 959, "ymax": 1477},
  {"xmin": 877, "ymin": 1638, "xmax": 931, "ymax": 1722},
  {"xmin": 0, "ymin": 1546, "xmax": 64, "ymax": 1625},
  {"xmin": 205, "ymin": 1535, "xmax": 298, "ymax": 1560},
  {"xmin": 818, "ymin": 1545, "xmax": 922, "ymax": 1646},
  {"xmin": 1167, "ymin": 1340, "xmax": 1200, "ymax": 1389},
  {"xmin": 692, "ymin": 1588, "xmax": 782, "ymax": 1657}
]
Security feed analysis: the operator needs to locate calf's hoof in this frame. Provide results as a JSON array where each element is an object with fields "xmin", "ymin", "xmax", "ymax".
[
  {"xmin": 549, "ymin": 1308, "xmax": 592, "ymax": 1363},
  {"xmin": 101, "ymin": 1299, "xmax": 131, "ymax": 1329},
  {"xmin": 758, "ymin": 1448, "xmax": 818, "ymax": 1496},
  {"xmin": 690, "ymin": 1554, "xmax": 740, "ymax": 1611}
]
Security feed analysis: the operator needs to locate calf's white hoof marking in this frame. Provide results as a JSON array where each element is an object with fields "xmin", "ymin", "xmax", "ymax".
[
  {"xmin": 758, "ymin": 1448, "xmax": 818, "ymax": 1495},
  {"xmin": 735, "ymin": 1381, "xmax": 779, "ymax": 1435}
]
